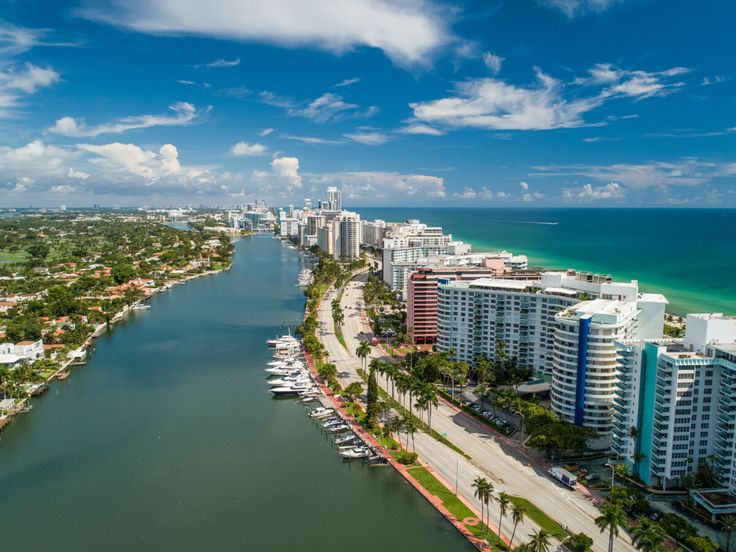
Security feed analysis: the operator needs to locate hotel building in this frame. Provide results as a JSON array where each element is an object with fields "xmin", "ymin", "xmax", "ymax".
[{"xmin": 611, "ymin": 313, "xmax": 736, "ymax": 492}]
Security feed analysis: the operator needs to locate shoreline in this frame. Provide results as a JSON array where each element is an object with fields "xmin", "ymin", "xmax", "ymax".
[
  {"xmin": 0, "ymin": 262, "xmax": 232, "ymax": 431},
  {"xmin": 299, "ymin": 261, "xmax": 492, "ymax": 551}
]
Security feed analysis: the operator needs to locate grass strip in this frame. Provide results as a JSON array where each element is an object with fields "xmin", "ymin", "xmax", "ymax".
[
  {"xmin": 406, "ymin": 465, "xmax": 508, "ymax": 549},
  {"xmin": 507, "ymin": 496, "xmax": 567, "ymax": 540}
]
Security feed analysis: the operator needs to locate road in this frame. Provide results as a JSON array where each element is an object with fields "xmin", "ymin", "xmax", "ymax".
[{"xmin": 318, "ymin": 274, "xmax": 635, "ymax": 552}]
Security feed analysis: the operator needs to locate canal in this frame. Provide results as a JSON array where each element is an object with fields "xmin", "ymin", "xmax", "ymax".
[{"xmin": 0, "ymin": 234, "xmax": 471, "ymax": 551}]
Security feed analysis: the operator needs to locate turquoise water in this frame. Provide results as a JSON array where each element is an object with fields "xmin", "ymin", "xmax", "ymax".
[
  {"xmin": 0, "ymin": 235, "xmax": 471, "ymax": 552},
  {"xmin": 356, "ymin": 208, "xmax": 736, "ymax": 316}
]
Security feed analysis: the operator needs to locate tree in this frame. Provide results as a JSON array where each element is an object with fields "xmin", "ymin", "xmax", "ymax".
[
  {"xmin": 563, "ymin": 533, "xmax": 594, "ymax": 552},
  {"xmin": 333, "ymin": 309, "xmax": 345, "ymax": 330},
  {"xmin": 366, "ymin": 366, "xmax": 380, "ymax": 428},
  {"xmin": 417, "ymin": 382, "xmax": 439, "ymax": 434},
  {"xmin": 631, "ymin": 517, "xmax": 666, "ymax": 552},
  {"xmin": 343, "ymin": 381, "xmax": 363, "ymax": 401},
  {"xmin": 401, "ymin": 416, "xmax": 418, "ymax": 452},
  {"xmin": 111, "ymin": 261, "xmax": 136, "ymax": 285},
  {"xmin": 595, "ymin": 503, "xmax": 627, "ymax": 552},
  {"xmin": 510, "ymin": 502, "xmax": 527, "ymax": 547},
  {"xmin": 356, "ymin": 340, "xmax": 371, "ymax": 371},
  {"xmin": 472, "ymin": 477, "xmax": 493, "ymax": 532},
  {"xmin": 528, "ymin": 529, "xmax": 552, "ymax": 552},
  {"xmin": 721, "ymin": 515, "xmax": 736, "ymax": 552},
  {"xmin": 497, "ymin": 491, "xmax": 510, "ymax": 539},
  {"xmin": 317, "ymin": 362, "xmax": 337, "ymax": 383}
]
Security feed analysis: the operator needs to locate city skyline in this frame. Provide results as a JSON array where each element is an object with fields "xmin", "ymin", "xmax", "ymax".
[{"xmin": 2, "ymin": 0, "xmax": 736, "ymax": 207}]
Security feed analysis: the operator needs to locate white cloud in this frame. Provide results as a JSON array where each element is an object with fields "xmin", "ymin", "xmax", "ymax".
[
  {"xmin": 519, "ymin": 181, "xmax": 529, "ymax": 190},
  {"xmin": 281, "ymin": 134, "xmax": 343, "ymax": 145},
  {"xmin": 258, "ymin": 128, "xmax": 275, "ymax": 136},
  {"xmin": 581, "ymin": 63, "xmax": 689, "ymax": 100},
  {"xmin": 562, "ymin": 181, "xmax": 626, "ymax": 201},
  {"xmin": 0, "ymin": 139, "xmax": 228, "ymax": 197},
  {"xmin": 0, "ymin": 63, "xmax": 60, "ymax": 117},
  {"xmin": 231, "ymin": 142, "xmax": 268, "ymax": 156},
  {"xmin": 522, "ymin": 192, "xmax": 543, "ymax": 202},
  {"xmin": 251, "ymin": 156, "xmax": 303, "ymax": 193},
  {"xmin": 533, "ymin": 159, "xmax": 733, "ymax": 190},
  {"xmin": 344, "ymin": 131, "xmax": 389, "ymax": 145},
  {"xmin": 410, "ymin": 68, "xmax": 600, "ymax": 131},
  {"xmin": 453, "ymin": 187, "xmax": 477, "ymax": 199},
  {"xmin": 399, "ymin": 124, "xmax": 445, "ymax": 136},
  {"xmin": 538, "ymin": 0, "xmax": 625, "ymax": 18},
  {"xmin": 51, "ymin": 184, "xmax": 77, "ymax": 194},
  {"xmin": 409, "ymin": 63, "xmax": 690, "ymax": 132},
  {"xmin": 482, "ymin": 51, "xmax": 504, "ymax": 75},
  {"xmin": 287, "ymin": 92, "xmax": 377, "ymax": 123},
  {"xmin": 702, "ymin": 75, "xmax": 727, "ymax": 86},
  {"xmin": 0, "ymin": 24, "xmax": 43, "ymax": 56},
  {"xmin": 333, "ymin": 77, "xmax": 361, "ymax": 88},
  {"xmin": 311, "ymin": 171, "xmax": 446, "ymax": 200},
  {"xmin": 80, "ymin": 0, "xmax": 450, "ymax": 66},
  {"xmin": 200, "ymin": 57, "xmax": 240, "ymax": 69},
  {"xmin": 46, "ymin": 102, "xmax": 210, "ymax": 137}
]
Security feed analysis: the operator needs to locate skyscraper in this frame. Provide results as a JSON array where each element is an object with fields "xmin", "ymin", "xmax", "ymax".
[{"xmin": 326, "ymin": 187, "xmax": 342, "ymax": 211}]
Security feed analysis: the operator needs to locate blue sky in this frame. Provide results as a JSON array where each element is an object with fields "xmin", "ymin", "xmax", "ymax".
[{"xmin": 1, "ymin": 0, "xmax": 735, "ymax": 207}]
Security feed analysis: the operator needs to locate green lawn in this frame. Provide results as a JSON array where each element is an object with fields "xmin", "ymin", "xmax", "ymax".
[
  {"xmin": 508, "ymin": 495, "xmax": 567, "ymax": 540},
  {"xmin": 0, "ymin": 249, "xmax": 28, "ymax": 262},
  {"xmin": 407, "ymin": 465, "xmax": 508, "ymax": 549}
]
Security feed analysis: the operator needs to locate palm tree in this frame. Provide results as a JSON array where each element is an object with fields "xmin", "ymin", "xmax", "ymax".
[
  {"xmin": 509, "ymin": 502, "xmax": 527, "ymax": 547},
  {"xmin": 497, "ymin": 491, "xmax": 511, "ymax": 539},
  {"xmin": 395, "ymin": 373, "xmax": 411, "ymax": 410},
  {"xmin": 595, "ymin": 503, "xmax": 627, "ymax": 552},
  {"xmin": 482, "ymin": 480, "xmax": 495, "ymax": 535},
  {"xmin": 333, "ymin": 309, "xmax": 344, "ymax": 330},
  {"xmin": 631, "ymin": 517, "xmax": 665, "ymax": 552},
  {"xmin": 472, "ymin": 477, "xmax": 487, "ymax": 529},
  {"xmin": 528, "ymin": 529, "xmax": 552, "ymax": 552},
  {"xmin": 356, "ymin": 340, "xmax": 371, "ymax": 371},
  {"xmin": 722, "ymin": 515, "xmax": 736, "ymax": 552},
  {"xmin": 402, "ymin": 416, "xmax": 418, "ymax": 452},
  {"xmin": 421, "ymin": 382, "xmax": 439, "ymax": 434}
]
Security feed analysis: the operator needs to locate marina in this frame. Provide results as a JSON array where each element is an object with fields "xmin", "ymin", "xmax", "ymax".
[{"xmin": 0, "ymin": 235, "xmax": 471, "ymax": 552}]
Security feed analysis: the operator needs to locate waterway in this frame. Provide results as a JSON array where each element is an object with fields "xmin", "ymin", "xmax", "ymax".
[{"xmin": 0, "ymin": 234, "xmax": 471, "ymax": 551}]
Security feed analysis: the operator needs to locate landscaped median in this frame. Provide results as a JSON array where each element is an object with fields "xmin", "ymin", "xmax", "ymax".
[
  {"xmin": 506, "ymin": 496, "xmax": 567, "ymax": 541},
  {"xmin": 405, "ymin": 463, "xmax": 509, "ymax": 550}
]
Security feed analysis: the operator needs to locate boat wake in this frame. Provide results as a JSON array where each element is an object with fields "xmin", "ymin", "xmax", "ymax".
[{"xmin": 499, "ymin": 220, "xmax": 558, "ymax": 226}]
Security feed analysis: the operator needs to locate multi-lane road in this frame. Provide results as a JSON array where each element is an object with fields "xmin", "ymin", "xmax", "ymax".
[{"xmin": 317, "ymin": 274, "xmax": 635, "ymax": 552}]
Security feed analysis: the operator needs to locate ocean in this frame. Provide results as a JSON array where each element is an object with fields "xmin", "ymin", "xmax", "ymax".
[{"xmin": 354, "ymin": 208, "xmax": 736, "ymax": 316}]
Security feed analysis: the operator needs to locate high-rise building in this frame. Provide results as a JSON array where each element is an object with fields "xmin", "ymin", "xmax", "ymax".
[
  {"xmin": 332, "ymin": 211, "xmax": 361, "ymax": 260},
  {"xmin": 550, "ymin": 295, "xmax": 666, "ymax": 440},
  {"xmin": 407, "ymin": 267, "xmax": 498, "ymax": 345},
  {"xmin": 612, "ymin": 314, "xmax": 736, "ymax": 491},
  {"xmin": 325, "ymin": 187, "xmax": 342, "ymax": 211}
]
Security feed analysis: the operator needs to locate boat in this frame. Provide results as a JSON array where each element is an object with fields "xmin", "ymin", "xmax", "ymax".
[
  {"xmin": 339, "ymin": 447, "xmax": 371, "ymax": 459},
  {"xmin": 131, "ymin": 303, "xmax": 151, "ymax": 311},
  {"xmin": 327, "ymin": 424, "xmax": 350, "ymax": 433},
  {"xmin": 264, "ymin": 367, "xmax": 301, "ymax": 376},
  {"xmin": 322, "ymin": 418, "xmax": 344, "ymax": 428},
  {"xmin": 270, "ymin": 387, "xmax": 300, "ymax": 396},
  {"xmin": 309, "ymin": 407, "xmax": 334, "ymax": 418},
  {"xmin": 268, "ymin": 377, "xmax": 309, "ymax": 387},
  {"xmin": 335, "ymin": 433, "xmax": 358, "ymax": 446},
  {"xmin": 56, "ymin": 371, "xmax": 70, "ymax": 380},
  {"xmin": 301, "ymin": 396, "xmax": 316, "ymax": 403}
]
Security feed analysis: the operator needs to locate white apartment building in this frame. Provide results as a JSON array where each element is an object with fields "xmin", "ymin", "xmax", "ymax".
[
  {"xmin": 332, "ymin": 211, "xmax": 361, "ymax": 260},
  {"xmin": 317, "ymin": 224, "xmax": 334, "ymax": 257},
  {"xmin": 436, "ymin": 279, "xmax": 577, "ymax": 371},
  {"xmin": 612, "ymin": 314, "xmax": 736, "ymax": 492},
  {"xmin": 325, "ymin": 187, "xmax": 342, "ymax": 211},
  {"xmin": 434, "ymin": 271, "xmax": 651, "ymax": 374},
  {"xmin": 361, "ymin": 219, "xmax": 387, "ymax": 248},
  {"xmin": 550, "ymin": 296, "xmax": 666, "ymax": 439}
]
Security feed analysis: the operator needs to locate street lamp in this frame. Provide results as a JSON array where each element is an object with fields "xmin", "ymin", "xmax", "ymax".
[{"xmin": 516, "ymin": 410, "xmax": 525, "ymax": 442}]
